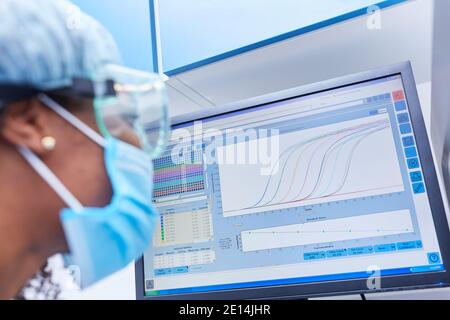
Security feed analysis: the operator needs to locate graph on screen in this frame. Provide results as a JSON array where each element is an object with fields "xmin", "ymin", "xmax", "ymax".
[
  {"xmin": 218, "ymin": 114, "xmax": 405, "ymax": 217},
  {"xmin": 241, "ymin": 210, "xmax": 414, "ymax": 252},
  {"xmin": 153, "ymin": 149, "xmax": 205, "ymax": 200}
]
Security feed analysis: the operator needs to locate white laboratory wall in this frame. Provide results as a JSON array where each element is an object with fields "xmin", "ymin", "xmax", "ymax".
[
  {"xmin": 67, "ymin": 264, "xmax": 135, "ymax": 300},
  {"xmin": 166, "ymin": 0, "xmax": 433, "ymax": 116},
  {"xmin": 158, "ymin": 0, "xmax": 387, "ymax": 72},
  {"xmin": 72, "ymin": 0, "xmax": 155, "ymax": 72},
  {"xmin": 431, "ymin": 0, "xmax": 450, "ymax": 205}
]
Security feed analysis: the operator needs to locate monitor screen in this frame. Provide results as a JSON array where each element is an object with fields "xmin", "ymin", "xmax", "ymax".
[{"xmin": 141, "ymin": 71, "xmax": 446, "ymax": 298}]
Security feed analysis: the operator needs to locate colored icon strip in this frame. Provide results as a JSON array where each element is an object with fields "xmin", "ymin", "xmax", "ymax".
[{"xmin": 392, "ymin": 91, "xmax": 425, "ymax": 195}]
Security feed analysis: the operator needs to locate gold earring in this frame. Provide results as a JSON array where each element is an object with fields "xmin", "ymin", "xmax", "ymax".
[{"xmin": 41, "ymin": 136, "xmax": 56, "ymax": 151}]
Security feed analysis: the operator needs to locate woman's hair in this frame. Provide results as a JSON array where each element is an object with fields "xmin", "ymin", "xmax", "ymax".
[
  {"xmin": 0, "ymin": 94, "xmax": 87, "ymax": 133},
  {"xmin": 48, "ymin": 93, "xmax": 87, "ymax": 113}
]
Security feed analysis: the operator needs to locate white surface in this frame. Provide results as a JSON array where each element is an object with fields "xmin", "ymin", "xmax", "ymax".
[{"xmin": 68, "ymin": 263, "xmax": 136, "ymax": 300}]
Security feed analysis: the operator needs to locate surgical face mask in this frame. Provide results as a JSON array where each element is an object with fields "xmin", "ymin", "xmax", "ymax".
[{"xmin": 18, "ymin": 95, "xmax": 158, "ymax": 288}]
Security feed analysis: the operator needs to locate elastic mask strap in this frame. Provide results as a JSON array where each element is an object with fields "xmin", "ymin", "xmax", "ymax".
[
  {"xmin": 38, "ymin": 94, "xmax": 106, "ymax": 147},
  {"xmin": 17, "ymin": 146, "xmax": 84, "ymax": 213}
]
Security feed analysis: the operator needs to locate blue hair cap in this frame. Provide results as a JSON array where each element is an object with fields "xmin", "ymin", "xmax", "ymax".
[{"xmin": 0, "ymin": 0, "xmax": 122, "ymax": 91}]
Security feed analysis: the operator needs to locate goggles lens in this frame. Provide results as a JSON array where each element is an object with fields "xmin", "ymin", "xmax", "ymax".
[{"xmin": 93, "ymin": 65, "xmax": 170, "ymax": 159}]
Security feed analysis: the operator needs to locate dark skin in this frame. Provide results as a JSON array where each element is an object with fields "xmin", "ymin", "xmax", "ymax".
[{"xmin": 0, "ymin": 95, "xmax": 113, "ymax": 299}]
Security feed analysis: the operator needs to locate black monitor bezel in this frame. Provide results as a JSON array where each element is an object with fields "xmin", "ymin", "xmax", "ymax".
[{"xmin": 136, "ymin": 62, "xmax": 450, "ymax": 300}]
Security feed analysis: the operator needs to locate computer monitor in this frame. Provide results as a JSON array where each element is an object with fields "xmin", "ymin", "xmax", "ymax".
[{"xmin": 136, "ymin": 62, "xmax": 450, "ymax": 299}]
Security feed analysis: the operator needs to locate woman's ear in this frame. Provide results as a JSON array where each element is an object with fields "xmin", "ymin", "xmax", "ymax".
[{"xmin": 0, "ymin": 97, "xmax": 52, "ymax": 156}]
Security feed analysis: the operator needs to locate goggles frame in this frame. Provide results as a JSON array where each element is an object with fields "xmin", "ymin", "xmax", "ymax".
[{"xmin": 0, "ymin": 68, "xmax": 170, "ymax": 159}]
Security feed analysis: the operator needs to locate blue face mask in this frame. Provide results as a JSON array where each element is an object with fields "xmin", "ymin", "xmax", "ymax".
[{"xmin": 18, "ymin": 95, "xmax": 158, "ymax": 288}]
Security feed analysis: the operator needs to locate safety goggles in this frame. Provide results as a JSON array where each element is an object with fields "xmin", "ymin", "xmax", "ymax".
[
  {"xmin": 0, "ymin": 64, "xmax": 170, "ymax": 159},
  {"xmin": 92, "ymin": 64, "xmax": 170, "ymax": 159}
]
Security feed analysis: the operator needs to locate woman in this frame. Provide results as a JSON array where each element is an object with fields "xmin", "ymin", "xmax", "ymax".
[{"xmin": 0, "ymin": 0, "xmax": 166, "ymax": 299}]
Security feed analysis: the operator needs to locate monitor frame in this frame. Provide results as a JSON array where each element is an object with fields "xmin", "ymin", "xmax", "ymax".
[{"xmin": 136, "ymin": 61, "xmax": 450, "ymax": 300}]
